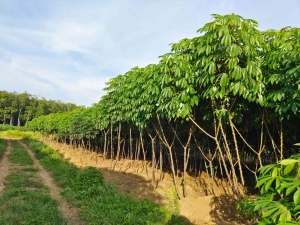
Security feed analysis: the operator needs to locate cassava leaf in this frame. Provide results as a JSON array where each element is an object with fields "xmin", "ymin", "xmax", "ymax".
[{"xmin": 293, "ymin": 188, "xmax": 300, "ymax": 205}]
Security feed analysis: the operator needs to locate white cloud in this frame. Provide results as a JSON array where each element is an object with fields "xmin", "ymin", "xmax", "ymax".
[
  {"xmin": 0, "ymin": 59, "xmax": 54, "ymax": 95},
  {"xmin": 0, "ymin": 0, "xmax": 299, "ymax": 107},
  {"xmin": 43, "ymin": 21, "xmax": 105, "ymax": 53},
  {"xmin": 56, "ymin": 76, "xmax": 109, "ymax": 106}
]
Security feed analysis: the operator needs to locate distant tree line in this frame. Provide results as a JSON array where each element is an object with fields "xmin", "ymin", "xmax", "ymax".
[
  {"xmin": 0, "ymin": 90, "xmax": 81, "ymax": 126},
  {"xmin": 27, "ymin": 14, "xmax": 300, "ymax": 198}
]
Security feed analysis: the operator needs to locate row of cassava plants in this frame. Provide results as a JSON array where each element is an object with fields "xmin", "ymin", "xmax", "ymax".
[
  {"xmin": 27, "ymin": 14, "xmax": 300, "ymax": 198},
  {"xmin": 22, "ymin": 138, "xmax": 188, "ymax": 224}
]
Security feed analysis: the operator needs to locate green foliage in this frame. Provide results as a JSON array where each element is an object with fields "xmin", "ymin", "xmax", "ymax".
[
  {"xmin": 237, "ymin": 196, "xmax": 258, "ymax": 221},
  {"xmin": 0, "ymin": 90, "xmax": 80, "ymax": 126},
  {"xmin": 26, "ymin": 14, "xmax": 300, "ymax": 152},
  {"xmin": 164, "ymin": 185, "xmax": 180, "ymax": 215},
  {"xmin": 262, "ymin": 27, "xmax": 300, "ymax": 121},
  {"xmin": 157, "ymin": 14, "xmax": 264, "ymax": 120},
  {"xmin": 238, "ymin": 149, "xmax": 300, "ymax": 224},
  {"xmin": 23, "ymin": 138, "xmax": 187, "ymax": 224},
  {"xmin": 25, "ymin": 13, "xmax": 300, "ymax": 207},
  {"xmin": 0, "ymin": 124, "xmax": 23, "ymax": 131}
]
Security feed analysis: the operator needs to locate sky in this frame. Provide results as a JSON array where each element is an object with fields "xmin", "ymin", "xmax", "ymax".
[{"xmin": 0, "ymin": 0, "xmax": 299, "ymax": 107}]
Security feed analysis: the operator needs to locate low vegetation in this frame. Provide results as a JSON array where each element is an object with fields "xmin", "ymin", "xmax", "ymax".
[
  {"xmin": 0, "ymin": 188, "xmax": 65, "ymax": 225},
  {"xmin": 8, "ymin": 141, "xmax": 33, "ymax": 166},
  {"xmin": 0, "ymin": 124, "xmax": 22, "ymax": 131},
  {"xmin": 0, "ymin": 129, "xmax": 38, "ymax": 139},
  {"xmin": 24, "ymin": 138, "xmax": 188, "ymax": 224},
  {"xmin": 238, "ymin": 145, "xmax": 300, "ymax": 224},
  {"xmin": 0, "ymin": 139, "xmax": 66, "ymax": 224}
]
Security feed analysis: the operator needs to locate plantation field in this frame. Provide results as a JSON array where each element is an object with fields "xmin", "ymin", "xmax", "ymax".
[
  {"xmin": 0, "ymin": 8, "xmax": 299, "ymax": 225},
  {"xmin": 0, "ymin": 138, "xmax": 195, "ymax": 225},
  {"xmin": 0, "ymin": 135, "xmax": 251, "ymax": 224}
]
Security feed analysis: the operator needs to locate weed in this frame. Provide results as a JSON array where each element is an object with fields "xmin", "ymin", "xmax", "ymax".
[
  {"xmin": 236, "ymin": 196, "xmax": 258, "ymax": 222},
  {"xmin": 164, "ymin": 185, "xmax": 180, "ymax": 216}
]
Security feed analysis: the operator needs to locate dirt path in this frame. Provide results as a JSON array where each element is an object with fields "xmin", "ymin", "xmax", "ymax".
[
  {"xmin": 18, "ymin": 140, "xmax": 85, "ymax": 225},
  {"xmin": 0, "ymin": 139, "xmax": 12, "ymax": 194}
]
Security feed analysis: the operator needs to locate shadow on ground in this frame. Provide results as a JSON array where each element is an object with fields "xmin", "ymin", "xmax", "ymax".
[
  {"xmin": 99, "ymin": 166, "xmax": 167, "ymax": 205},
  {"xmin": 209, "ymin": 194, "xmax": 251, "ymax": 225}
]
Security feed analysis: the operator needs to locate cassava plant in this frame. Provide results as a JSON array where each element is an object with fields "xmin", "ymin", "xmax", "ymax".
[{"xmin": 238, "ymin": 144, "xmax": 300, "ymax": 224}]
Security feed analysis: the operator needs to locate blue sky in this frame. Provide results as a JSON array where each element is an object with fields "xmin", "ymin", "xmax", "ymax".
[{"xmin": 1, "ymin": 0, "xmax": 299, "ymax": 106}]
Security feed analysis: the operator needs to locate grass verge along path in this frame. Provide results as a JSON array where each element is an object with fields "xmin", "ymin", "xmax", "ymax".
[
  {"xmin": 0, "ymin": 139, "xmax": 83, "ymax": 225},
  {"xmin": 18, "ymin": 140, "xmax": 83, "ymax": 224}
]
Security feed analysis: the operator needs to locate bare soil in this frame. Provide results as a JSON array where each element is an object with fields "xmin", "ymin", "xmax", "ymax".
[{"xmin": 45, "ymin": 140, "xmax": 251, "ymax": 225}]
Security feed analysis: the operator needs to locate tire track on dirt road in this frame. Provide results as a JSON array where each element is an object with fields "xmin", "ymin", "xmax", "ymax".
[
  {"xmin": 18, "ymin": 140, "xmax": 85, "ymax": 225},
  {"xmin": 0, "ymin": 139, "xmax": 13, "ymax": 194}
]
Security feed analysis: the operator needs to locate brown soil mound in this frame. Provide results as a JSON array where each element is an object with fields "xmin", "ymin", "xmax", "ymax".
[{"xmin": 45, "ymin": 140, "xmax": 251, "ymax": 225}]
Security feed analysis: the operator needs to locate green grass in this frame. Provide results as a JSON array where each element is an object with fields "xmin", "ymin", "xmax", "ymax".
[
  {"xmin": 0, "ymin": 139, "xmax": 6, "ymax": 159},
  {"xmin": 5, "ymin": 172, "xmax": 47, "ymax": 191},
  {"xmin": 0, "ymin": 139, "xmax": 66, "ymax": 225},
  {"xmin": 24, "ymin": 138, "xmax": 190, "ymax": 225},
  {"xmin": 21, "ymin": 167, "xmax": 39, "ymax": 172},
  {"xmin": 8, "ymin": 141, "xmax": 33, "ymax": 166},
  {"xmin": 0, "ymin": 130, "xmax": 38, "ymax": 139},
  {"xmin": 0, "ymin": 188, "xmax": 66, "ymax": 225}
]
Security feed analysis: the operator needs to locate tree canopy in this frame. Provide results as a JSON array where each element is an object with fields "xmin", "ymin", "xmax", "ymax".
[{"xmin": 0, "ymin": 90, "xmax": 81, "ymax": 126}]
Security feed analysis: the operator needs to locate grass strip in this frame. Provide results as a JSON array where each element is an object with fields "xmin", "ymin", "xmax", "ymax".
[
  {"xmin": 0, "ymin": 139, "xmax": 6, "ymax": 159},
  {"xmin": 0, "ymin": 188, "xmax": 66, "ymax": 225},
  {"xmin": 5, "ymin": 172, "xmax": 48, "ymax": 191},
  {"xmin": 8, "ymin": 140, "xmax": 33, "ymax": 166},
  {"xmin": 24, "ymin": 138, "xmax": 189, "ymax": 225},
  {"xmin": 0, "ymin": 130, "xmax": 37, "ymax": 139}
]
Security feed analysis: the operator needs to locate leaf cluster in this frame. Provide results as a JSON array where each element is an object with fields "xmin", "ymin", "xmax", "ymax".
[{"xmin": 239, "ymin": 149, "xmax": 300, "ymax": 224}]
